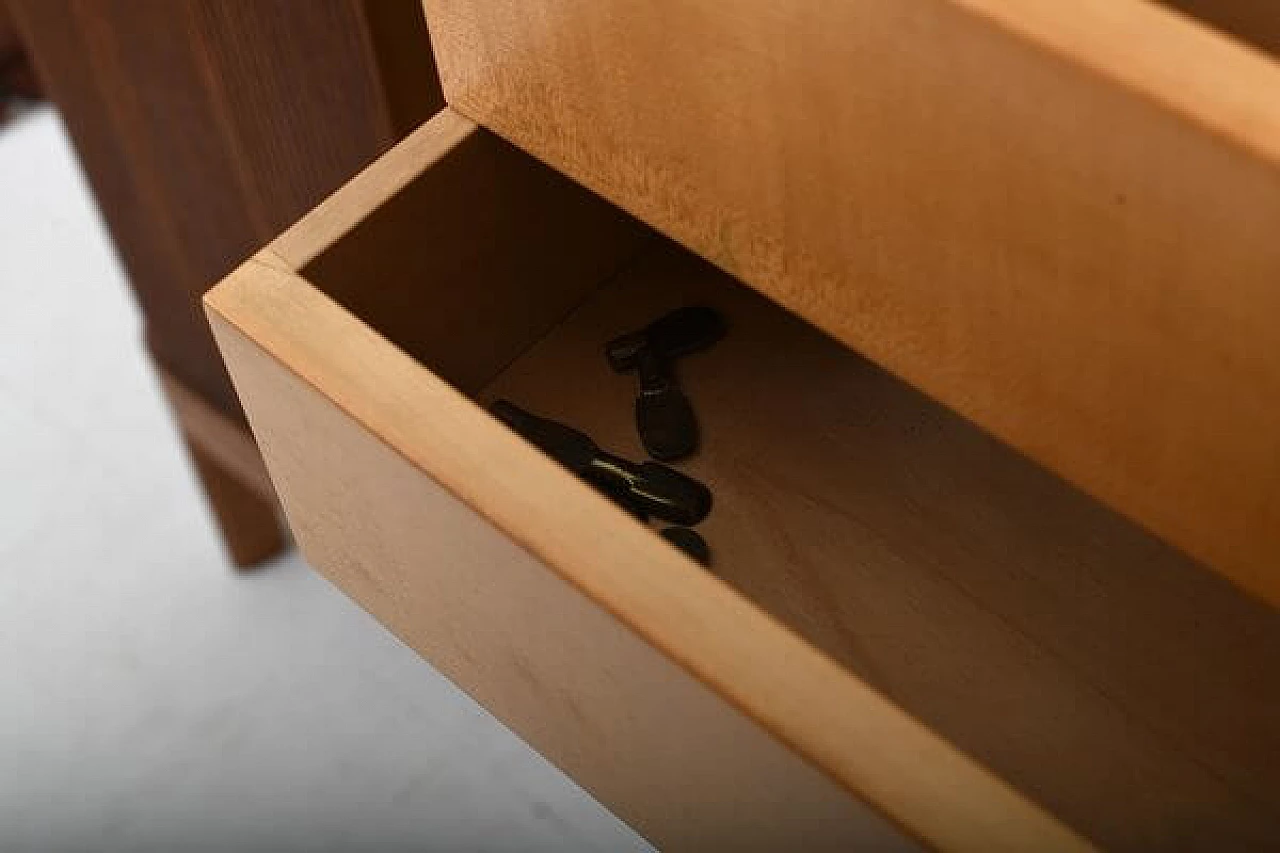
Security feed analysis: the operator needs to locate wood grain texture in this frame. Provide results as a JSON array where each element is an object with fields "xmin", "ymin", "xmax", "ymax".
[
  {"xmin": 157, "ymin": 367, "xmax": 283, "ymax": 567},
  {"xmin": 0, "ymin": 1, "xmax": 16, "ymax": 58},
  {"xmin": 10, "ymin": 0, "xmax": 440, "ymax": 564},
  {"xmin": 359, "ymin": 0, "xmax": 445, "ymax": 136},
  {"xmin": 0, "ymin": 0, "xmax": 39, "ymax": 101},
  {"xmin": 270, "ymin": 108, "xmax": 478, "ymax": 269},
  {"xmin": 422, "ymin": 0, "xmax": 1280, "ymax": 607},
  {"xmin": 10, "ymin": 0, "xmax": 442, "ymax": 414},
  {"xmin": 187, "ymin": 440, "xmax": 284, "ymax": 569},
  {"xmin": 481, "ymin": 244, "xmax": 1280, "ymax": 851},
  {"xmin": 208, "ymin": 291, "xmax": 917, "ymax": 853},
  {"xmin": 289, "ymin": 112, "xmax": 650, "ymax": 394},
  {"xmin": 11, "ymin": 0, "xmax": 440, "ymax": 415},
  {"xmin": 157, "ymin": 368, "xmax": 276, "ymax": 506},
  {"xmin": 206, "ymin": 112, "xmax": 1090, "ymax": 849},
  {"xmin": 207, "ymin": 254, "xmax": 1087, "ymax": 852}
]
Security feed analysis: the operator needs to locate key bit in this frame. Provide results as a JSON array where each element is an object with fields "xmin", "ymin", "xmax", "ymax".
[
  {"xmin": 595, "ymin": 478, "xmax": 649, "ymax": 522},
  {"xmin": 660, "ymin": 526, "xmax": 712, "ymax": 567},
  {"xmin": 491, "ymin": 400, "xmax": 712, "ymax": 526},
  {"xmin": 606, "ymin": 306, "xmax": 727, "ymax": 461}
]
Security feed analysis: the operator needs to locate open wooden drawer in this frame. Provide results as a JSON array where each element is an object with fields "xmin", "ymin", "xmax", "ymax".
[{"xmin": 206, "ymin": 109, "xmax": 1280, "ymax": 851}]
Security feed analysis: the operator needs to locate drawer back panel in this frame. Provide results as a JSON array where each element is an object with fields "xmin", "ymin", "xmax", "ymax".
[{"xmin": 301, "ymin": 126, "xmax": 649, "ymax": 394}]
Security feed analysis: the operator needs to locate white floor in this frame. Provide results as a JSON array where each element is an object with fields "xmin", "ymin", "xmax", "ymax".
[{"xmin": 0, "ymin": 107, "xmax": 648, "ymax": 853}]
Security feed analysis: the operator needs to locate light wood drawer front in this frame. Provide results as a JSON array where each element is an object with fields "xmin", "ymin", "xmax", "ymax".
[
  {"xmin": 209, "ymin": 301, "xmax": 912, "ymax": 853},
  {"xmin": 206, "ymin": 110, "xmax": 1280, "ymax": 851},
  {"xmin": 422, "ymin": 0, "xmax": 1280, "ymax": 608}
]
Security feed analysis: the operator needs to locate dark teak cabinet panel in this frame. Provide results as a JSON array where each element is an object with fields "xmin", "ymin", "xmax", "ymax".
[{"xmin": 9, "ymin": 0, "xmax": 442, "ymax": 564}]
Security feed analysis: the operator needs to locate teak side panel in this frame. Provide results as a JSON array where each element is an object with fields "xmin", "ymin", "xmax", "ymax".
[
  {"xmin": 10, "ymin": 0, "xmax": 440, "ymax": 419},
  {"xmin": 421, "ymin": 0, "xmax": 1280, "ymax": 606},
  {"xmin": 207, "ymin": 301, "xmax": 915, "ymax": 853},
  {"xmin": 156, "ymin": 368, "xmax": 275, "ymax": 505}
]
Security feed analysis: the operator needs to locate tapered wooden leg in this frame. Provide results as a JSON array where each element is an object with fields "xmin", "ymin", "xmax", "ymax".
[
  {"xmin": 187, "ymin": 440, "xmax": 285, "ymax": 568},
  {"xmin": 157, "ymin": 367, "xmax": 286, "ymax": 569}
]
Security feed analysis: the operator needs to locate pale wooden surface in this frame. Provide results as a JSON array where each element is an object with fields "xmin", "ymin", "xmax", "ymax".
[
  {"xmin": 294, "ymin": 114, "xmax": 648, "ymax": 395},
  {"xmin": 207, "ymin": 297, "xmax": 917, "ymax": 853},
  {"xmin": 270, "ymin": 109, "xmax": 475, "ymax": 270},
  {"xmin": 482, "ymin": 244, "xmax": 1280, "ymax": 851},
  {"xmin": 203, "ymin": 111, "xmax": 1091, "ymax": 849},
  {"xmin": 422, "ymin": 0, "xmax": 1280, "ymax": 607}
]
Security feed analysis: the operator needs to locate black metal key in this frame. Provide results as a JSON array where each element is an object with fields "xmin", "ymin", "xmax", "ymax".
[
  {"xmin": 605, "ymin": 306, "xmax": 727, "ymax": 462},
  {"xmin": 491, "ymin": 400, "xmax": 712, "ymax": 526}
]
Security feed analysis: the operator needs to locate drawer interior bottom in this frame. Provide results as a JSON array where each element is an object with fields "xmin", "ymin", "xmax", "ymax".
[
  {"xmin": 474, "ymin": 241, "xmax": 1280, "ymax": 850},
  {"xmin": 296, "ymin": 120, "xmax": 1280, "ymax": 850}
]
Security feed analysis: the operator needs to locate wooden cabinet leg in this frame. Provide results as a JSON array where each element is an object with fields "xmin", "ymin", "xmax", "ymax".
[
  {"xmin": 156, "ymin": 367, "xmax": 285, "ymax": 569},
  {"xmin": 187, "ymin": 439, "xmax": 285, "ymax": 569}
]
